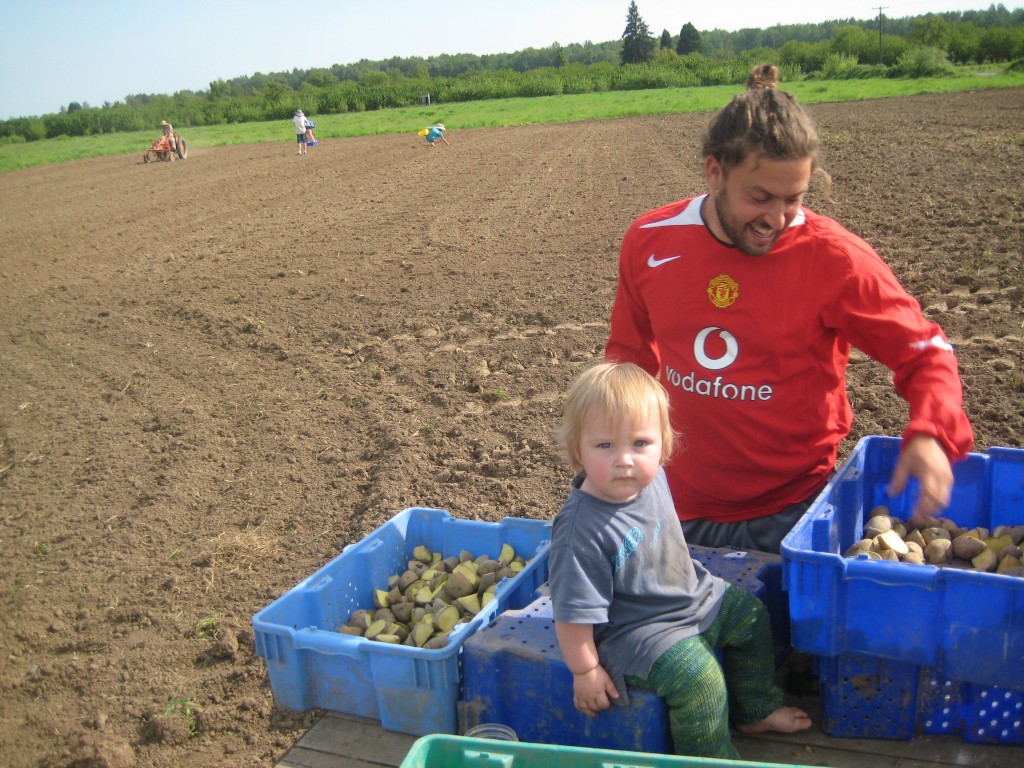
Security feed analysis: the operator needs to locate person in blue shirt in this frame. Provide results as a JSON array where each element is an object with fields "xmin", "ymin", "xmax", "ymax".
[{"xmin": 423, "ymin": 123, "xmax": 449, "ymax": 147}]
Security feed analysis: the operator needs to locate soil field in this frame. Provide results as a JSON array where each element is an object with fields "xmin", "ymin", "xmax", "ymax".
[{"xmin": 1, "ymin": 88, "xmax": 1022, "ymax": 768}]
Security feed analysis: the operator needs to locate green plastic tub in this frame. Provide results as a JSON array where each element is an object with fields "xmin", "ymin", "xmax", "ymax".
[{"xmin": 400, "ymin": 734, "xmax": 818, "ymax": 768}]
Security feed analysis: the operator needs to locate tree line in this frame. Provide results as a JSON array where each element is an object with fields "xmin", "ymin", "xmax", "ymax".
[{"xmin": 1, "ymin": 3, "xmax": 1022, "ymax": 144}]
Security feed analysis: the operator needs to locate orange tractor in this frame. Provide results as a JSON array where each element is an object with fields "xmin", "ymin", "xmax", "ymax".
[{"xmin": 143, "ymin": 131, "xmax": 188, "ymax": 163}]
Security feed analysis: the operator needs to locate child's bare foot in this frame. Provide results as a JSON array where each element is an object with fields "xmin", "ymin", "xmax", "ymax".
[{"xmin": 735, "ymin": 706, "xmax": 812, "ymax": 735}]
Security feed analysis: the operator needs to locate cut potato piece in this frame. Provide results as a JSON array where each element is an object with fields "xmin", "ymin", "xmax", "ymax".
[{"xmin": 876, "ymin": 529, "xmax": 909, "ymax": 555}]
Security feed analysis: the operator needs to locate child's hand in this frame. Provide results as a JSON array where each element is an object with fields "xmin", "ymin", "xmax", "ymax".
[{"xmin": 572, "ymin": 666, "xmax": 619, "ymax": 717}]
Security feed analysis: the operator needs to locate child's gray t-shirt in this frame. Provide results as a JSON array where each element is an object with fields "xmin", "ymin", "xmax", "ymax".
[{"xmin": 549, "ymin": 469, "xmax": 725, "ymax": 689}]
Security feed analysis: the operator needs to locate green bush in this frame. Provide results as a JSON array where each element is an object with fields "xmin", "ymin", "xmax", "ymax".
[
  {"xmin": 1004, "ymin": 57, "xmax": 1024, "ymax": 73},
  {"xmin": 778, "ymin": 40, "xmax": 832, "ymax": 74},
  {"xmin": 813, "ymin": 53, "xmax": 872, "ymax": 80},
  {"xmin": 611, "ymin": 64, "xmax": 679, "ymax": 91},
  {"xmin": 561, "ymin": 75, "xmax": 597, "ymax": 95},
  {"xmin": 676, "ymin": 53, "xmax": 735, "ymax": 85},
  {"xmin": 893, "ymin": 46, "xmax": 956, "ymax": 77},
  {"xmin": 519, "ymin": 74, "xmax": 564, "ymax": 97},
  {"xmin": 0, "ymin": 117, "xmax": 45, "ymax": 142}
]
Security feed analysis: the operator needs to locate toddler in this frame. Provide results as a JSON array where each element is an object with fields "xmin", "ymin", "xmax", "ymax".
[{"xmin": 549, "ymin": 362, "xmax": 811, "ymax": 758}]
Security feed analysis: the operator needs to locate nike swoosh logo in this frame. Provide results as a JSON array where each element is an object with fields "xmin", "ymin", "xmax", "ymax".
[{"xmin": 647, "ymin": 254, "xmax": 682, "ymax": 268}]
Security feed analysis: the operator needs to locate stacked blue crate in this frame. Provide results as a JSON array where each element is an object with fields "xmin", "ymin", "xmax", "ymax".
[
  {"xmin": 781, "ymin": 436, "xmax": 1024, "ymax": 744},
  {"xmin": 817, "ymin": 653, "xmax": 1024, "ymax": 744}
]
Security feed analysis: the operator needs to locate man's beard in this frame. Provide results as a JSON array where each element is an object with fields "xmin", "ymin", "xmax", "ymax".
[{"xmin": 713, "ymin": 190, "xmax": 778, "ymax": 257}]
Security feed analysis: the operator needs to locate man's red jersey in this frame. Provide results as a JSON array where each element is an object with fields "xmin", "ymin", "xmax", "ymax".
[{"xmin": 607, "ymin": 195, "xmax": 973, "ymax": 523}]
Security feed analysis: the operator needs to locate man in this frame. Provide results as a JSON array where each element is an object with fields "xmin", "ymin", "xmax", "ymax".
[
  {"xmin": 160, "ymin": 120, "xmax": 176, "ymax": 151},
  {"xmin": 605, "ymin": 64, "xmax": 973, "ymax": 554}
]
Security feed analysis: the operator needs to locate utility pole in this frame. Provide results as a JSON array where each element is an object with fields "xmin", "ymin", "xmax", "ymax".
[{"xmin": 874, "ymin": 6, "xmax": 888, "ymax": 64}]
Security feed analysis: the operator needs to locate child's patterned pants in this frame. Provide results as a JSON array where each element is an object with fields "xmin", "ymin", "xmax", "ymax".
[{"xmin": 626, "ymin": 584, "xmax": 782, "ymax": 759}]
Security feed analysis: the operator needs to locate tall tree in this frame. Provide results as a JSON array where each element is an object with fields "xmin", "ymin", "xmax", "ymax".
[
  {"xmin": 208, "ymin": 79, "xmax": 230, "ymax": 101},
  {"xmin": 621, "ymin": 1, "xmax": 656, "ymax": 64},
  {"xmin": 676, "ymin": 22, "xmax": 702, "ymax": 55},
  {"xmin": 660, "ymin": 29, "xmax": 673, "ymax": 49}
]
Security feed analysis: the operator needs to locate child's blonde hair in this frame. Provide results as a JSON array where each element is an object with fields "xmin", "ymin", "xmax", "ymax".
[{"xmin": 554, "ymin": 362, "xmax": 674, "ymax": 473}]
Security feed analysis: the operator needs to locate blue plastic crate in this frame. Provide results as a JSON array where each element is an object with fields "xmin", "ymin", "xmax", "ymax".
[
  {"xmin": 460, "ymin": 596, "xmax": 672, "ymax": 752},
  {"xmin": 459, "ymin": 546, "xmax": 789, "ymax": 752},
  {"xmin": 818, "ymin": 652, "xmax": 1023, "ymax": 744},
  {"xmin": 252, "ymin": 507, "xmax": 551, "ymax": 736},
  {"xmin": 781, "ymin": 436, "xmax": 1024, "ymax": 689},
  {"xmin": 683, "ymin": 546, "xmax": 789, "ymax": 648}
]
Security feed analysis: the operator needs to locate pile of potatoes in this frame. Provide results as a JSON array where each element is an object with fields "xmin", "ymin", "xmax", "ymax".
[
  {"xmin": 337, "ymin": 543, "xmax": 530, "ymax": 649},
  {"xmin": 845, "ymin": 505, "xmax": 1024, "ymax": 577}
]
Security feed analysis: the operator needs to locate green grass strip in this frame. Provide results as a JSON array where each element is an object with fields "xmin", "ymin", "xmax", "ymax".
[{"xmin": 1, "ymin": 73, "xmax": 1021, "ymax": 174}]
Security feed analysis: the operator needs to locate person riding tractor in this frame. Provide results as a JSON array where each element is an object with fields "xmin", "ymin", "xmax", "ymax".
[{"xmin": 160, "ymin": 120, "xmax": 177, "ymax": 156}]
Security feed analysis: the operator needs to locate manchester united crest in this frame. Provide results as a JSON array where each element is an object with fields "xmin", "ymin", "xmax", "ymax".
[{"xmin": 707, "ymin": 274, "xmax": 739, "ymax": 308}]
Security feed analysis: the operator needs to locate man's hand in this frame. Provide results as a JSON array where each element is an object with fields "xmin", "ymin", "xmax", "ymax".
[{"xmin": 887, "ymin": 434, "xmax": 954, "ymax": 527}]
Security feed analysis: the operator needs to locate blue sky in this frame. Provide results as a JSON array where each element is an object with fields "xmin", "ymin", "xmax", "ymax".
[{"xmin": 0, "ymin": 0, "xmax": 1004, "ymax": 120}]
